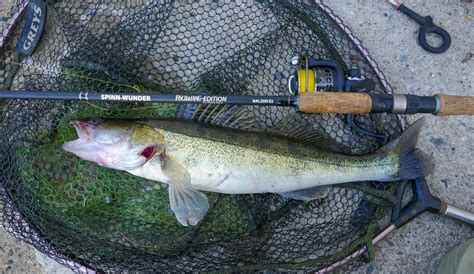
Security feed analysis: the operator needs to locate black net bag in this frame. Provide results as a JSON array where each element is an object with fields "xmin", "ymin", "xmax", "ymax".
[{"xmin": 0, "ymin": 0, "xmax": 406, "ymax": 272}]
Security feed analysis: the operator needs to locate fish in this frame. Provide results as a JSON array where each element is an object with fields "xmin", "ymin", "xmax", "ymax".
[{"xmin": 62, "ymin": 118, "xmax": 434, "ymax": 226}]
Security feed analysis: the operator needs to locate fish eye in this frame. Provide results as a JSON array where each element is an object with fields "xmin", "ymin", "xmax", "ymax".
[{"xmin": 87, "ymin": 119, "xmax": 103, "ymax": 127}]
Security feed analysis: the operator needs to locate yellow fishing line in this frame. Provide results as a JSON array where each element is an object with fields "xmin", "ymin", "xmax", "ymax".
[
  {"xmin": 1, "ymin": 52, "xmax": 285, "ymax": 94},
  {"xmin": 82, "ymin": 101, "xmax": 110, "ymax": 111},
  {"xmin": 0, "ymin": 56, "xmax": 165, "ymax": 113},
  {"xmin": 83, "ymin": 100, "xmax": 173, "ymax": 112}
]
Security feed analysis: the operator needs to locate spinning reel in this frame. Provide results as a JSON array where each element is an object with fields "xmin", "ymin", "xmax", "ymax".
[{"xmin": 288, "ymin": 56, "xmax": 388, "ymax": 144}]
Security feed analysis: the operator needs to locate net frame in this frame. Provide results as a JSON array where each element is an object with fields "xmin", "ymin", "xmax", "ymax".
[{"xmin": 0, "ymin": 0, "xmax": 409, "ymax": 272}]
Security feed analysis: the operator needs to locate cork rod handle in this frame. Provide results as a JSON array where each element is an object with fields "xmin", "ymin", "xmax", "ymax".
[
  {"xmin": 436, "ymin": 94, "xmax": 474, "ymax": 116},
  {"xmin": 298, "ymin": 92, "xmax": 372, "ymax": 114}
]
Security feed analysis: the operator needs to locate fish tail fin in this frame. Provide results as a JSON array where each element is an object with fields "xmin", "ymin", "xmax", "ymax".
[{"xmin": 384, "ymin": 118, "xmax": 435, "ymax": 180}]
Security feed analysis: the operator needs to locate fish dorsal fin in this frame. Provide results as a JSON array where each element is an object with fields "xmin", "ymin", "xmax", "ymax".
[
  {"xmin": 279, "ymin": 186, "xmax": 330, "ymax": 202},
  {"xmin": 177, "ymin": 104, "xmax": 257, "ymax": 131},
  {"xmin": 162, "ymin": 156, "xmax": 210, "ymax": 227},
  {"xmin": 268, "ymin": 113, "xmax": 351, "ymax": 154},
  {"xmin": 173, "ymin": 85, "xmax": 351, "ymax": 154},
  {"xmin": 177, "ymin": 103, "xmax": 349, "ymax": 154}
]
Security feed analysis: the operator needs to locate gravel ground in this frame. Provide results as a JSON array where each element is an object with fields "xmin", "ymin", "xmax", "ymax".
[{"xmin": 0, "ymin": 0, "xmax": 473, "ymax": 273}]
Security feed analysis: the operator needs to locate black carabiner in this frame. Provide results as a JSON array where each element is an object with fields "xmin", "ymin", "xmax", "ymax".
[{"xmin": 395, "ymin": 3, "xmax": 451, "ymax": 54}]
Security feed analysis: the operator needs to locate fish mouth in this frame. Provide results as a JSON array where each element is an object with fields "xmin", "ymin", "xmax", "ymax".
[
  {"xmin": 61, "ymin": 138, "xmax": 83, "ymax": 153},
  {"xmin": 61, "ymin": 120, "xmax": 96, "ymax": 153},
  {"xmin": 70, "ymin": 120, "xmax": 95, "ymax": 141}
]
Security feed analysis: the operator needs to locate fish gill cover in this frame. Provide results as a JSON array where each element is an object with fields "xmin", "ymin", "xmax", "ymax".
[{"xmin": 1, "ymin": 0, "xmax": 404, "ymax": 272}]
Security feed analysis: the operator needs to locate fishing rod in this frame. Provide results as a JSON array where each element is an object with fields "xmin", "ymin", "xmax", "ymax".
[{"xmin": 1, "ymin": 90, "xmax": 473, "ymax": 116}]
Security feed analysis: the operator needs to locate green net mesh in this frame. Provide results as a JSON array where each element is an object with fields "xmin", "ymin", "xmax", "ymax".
[{"xmin": 1, "ymin": 0, "xmax": 406, "ymax": 272}]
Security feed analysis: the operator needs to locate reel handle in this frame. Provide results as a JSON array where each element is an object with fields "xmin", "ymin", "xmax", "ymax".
[
  {"xmin": 298, "ymin": 92, "xmax": 474, "ymax": 116},
  {"xmin": 436, "ymin": 94, "xmax": 474, "ymax": 116}
]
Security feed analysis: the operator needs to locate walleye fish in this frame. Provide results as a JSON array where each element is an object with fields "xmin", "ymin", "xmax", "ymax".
[{"xmin": 62, "ymin": 118, "xmax": 433, "ymax": 226}]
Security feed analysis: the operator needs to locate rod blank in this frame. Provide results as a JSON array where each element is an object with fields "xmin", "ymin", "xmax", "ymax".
[
  {"xmin": 1, "ymin": 90, "xmax": 473, "ymax": 116},
  {"xmin": 0, "ymin": 90, "xmax": 296, "ymax": 107}
]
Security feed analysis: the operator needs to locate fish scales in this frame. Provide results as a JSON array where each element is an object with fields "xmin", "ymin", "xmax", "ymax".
[{"xmin": 157, "ymin": 126, "xmax": 398, "ymax": 194}]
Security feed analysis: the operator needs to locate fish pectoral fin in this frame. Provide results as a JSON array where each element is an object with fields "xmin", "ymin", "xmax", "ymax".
[
  {"xmin": 163, "ymin": 156, "xmax": 210, "ymax": 227},
  {"xmin": 279, "ymin": 186, "xmax": 330, "ymax": 202},
  {"xmin": 169, "ymin": 182, "xmax": 210, "ymax": 227}
]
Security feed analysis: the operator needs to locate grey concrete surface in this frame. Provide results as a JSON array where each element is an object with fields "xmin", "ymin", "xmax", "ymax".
[
  {"xmin": 0, "ymin": 0, "xmax": 473, "ymax": 273},
  {"xmin": 324, "ymin": 0, "xmax": 473, "ymax": 272},
  {"xmin": 0, "ymin": 224, "xmax": 43, "ymax": 273},
  {"xmin": 0, "ymin": 0, "xmax": 12, "ymax": 18}
]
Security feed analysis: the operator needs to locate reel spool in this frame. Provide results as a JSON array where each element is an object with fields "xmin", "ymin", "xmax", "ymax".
[{"xmin": 288, "ymin": 57, "xmax": 345, "ymax": 94}]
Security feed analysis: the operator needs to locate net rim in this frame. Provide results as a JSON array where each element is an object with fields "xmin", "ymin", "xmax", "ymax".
[{"xmin": 0, "ymin": 1, "xmax": 407, "ymax": 273}]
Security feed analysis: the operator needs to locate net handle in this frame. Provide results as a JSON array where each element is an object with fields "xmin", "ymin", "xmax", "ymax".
[
  {"xmin": 318, "ymin": 178, "xmax": 474, "ymax": 272},
  {"xmin": 441, "ymin": 204, "xmax": 474, "ymax": 226},
  {"xmin": 316, "ymin": 224, "xmax": 397, "ymax": 273}
]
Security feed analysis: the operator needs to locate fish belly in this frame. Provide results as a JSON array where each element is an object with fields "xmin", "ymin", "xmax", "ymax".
[{"xmin": 187, "ymin": 160, "xmax": 392, "ymax": 194}]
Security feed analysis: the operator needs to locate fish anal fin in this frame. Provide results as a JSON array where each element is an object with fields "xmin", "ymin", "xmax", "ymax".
[
  {"xmin": 163, "ymin": 156, "xmax": 210, "ymax": 226},
  {"xmin": 279, "ymin": 186, "xmax": 330, "ymax": 202}
]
